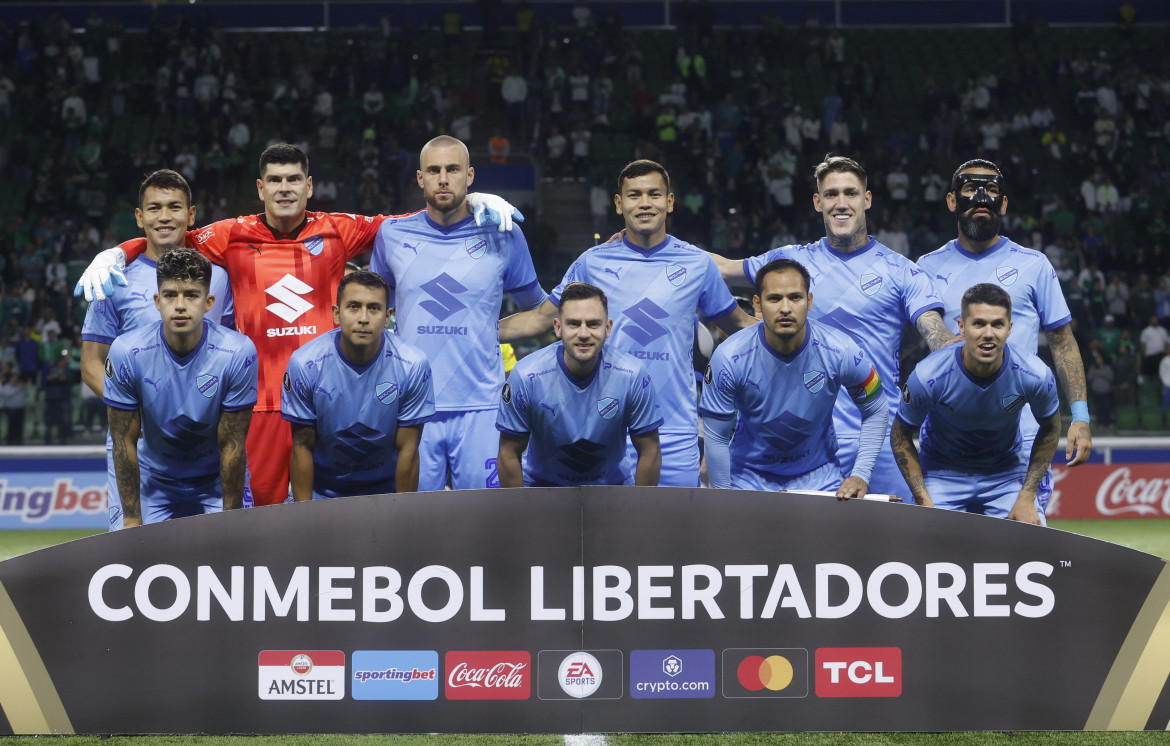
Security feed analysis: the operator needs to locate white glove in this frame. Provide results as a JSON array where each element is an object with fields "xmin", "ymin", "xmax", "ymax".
[
  {"xmin": 73, "ymin": 247, "xmax": 128, "ymax": 302},
  {"xmin": 467, "ymin": 192, "xmax": 525, "ymax": 233}
]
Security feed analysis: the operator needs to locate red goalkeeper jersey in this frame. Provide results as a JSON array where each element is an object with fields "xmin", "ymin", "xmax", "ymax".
[{"xmin": 121, "ymin": 212, "xmax": 391, "ymax": 412}]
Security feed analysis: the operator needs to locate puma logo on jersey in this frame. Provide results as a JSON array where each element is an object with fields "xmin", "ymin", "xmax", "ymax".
[{"xmin": 248, "ymin": 243, "xmax": 263, "ymax": 254}]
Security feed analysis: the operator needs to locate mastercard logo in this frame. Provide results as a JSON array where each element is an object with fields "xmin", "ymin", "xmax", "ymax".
[
  {"xmin": 722, "ymin": 648, "xmax": 808, "ymax": 699},
  {"xmin": 737, "ymin": 655, "xmax": 794, "ymax": 692}
]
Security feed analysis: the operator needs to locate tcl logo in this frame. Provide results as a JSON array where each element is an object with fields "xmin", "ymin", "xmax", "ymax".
[
  {"xmin": 444, "ymin": 651, "xmax": 530, "ymax": 700},
  {"xmin": 815, "ymin": 647, "xmax": 901, "ymax": 697}
]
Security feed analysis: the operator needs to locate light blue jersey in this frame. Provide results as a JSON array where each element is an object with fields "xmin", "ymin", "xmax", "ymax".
[
  {"xmin": 104, "ymin": 321, "xmax": 257, "ymax": 521},
  {"xmin": 700, "ymin": 321, "xmax": 887, "ymax": 488},
  {"xmin": 496, "ymin": 344, "xmax": 662, "ymax": 486},
  {"xmin": 743, "ymin": 237, "xmax": 943, "ymax": 497},
  {"xmin": 370, "ymin": 212, "xmax": 547, "ymax": 412},
  {"xmin": 553, "ymin": 235, "xmax": 738, "ymax": 436},
  {"xmin": 897, "ymin": 343, "xmax": 1060, "ymax": 474},
  {"xmin": 82, "ymin": 255, "xmax": 234, "ymax": 529},
  {"xmin": 282, "ymin": 329, "xmax": 435, "ymax": 497},
  {"xmin": 917, "ymin": 236, "xmax": 1072, "ymax": 444}
]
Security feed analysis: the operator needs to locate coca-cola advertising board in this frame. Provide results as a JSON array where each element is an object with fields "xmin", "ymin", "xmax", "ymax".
[
  {"xmin": 1049, "ymin": 464, "xmax": 1170, "ymax": 519},
  {"xmin": 0, "ymin": 488, "xmax": 1167, "ymax": 734}
]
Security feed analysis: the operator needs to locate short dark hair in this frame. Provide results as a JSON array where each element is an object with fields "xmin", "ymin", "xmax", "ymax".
[
  {"xmin": 138, "ymin": 169, "xmax": 192, "ymax": 208},
  {"xmin": 157, "ymin": 248, "xmax": 212, "ymax": 291},
  {"xmin": 617, "ymin": 159, "xmax": 671, "ymax": 194},
  {"xmin": 960, "ymin": 282, "xmax": 1012, "ymax": 319},
  {"xmin": 559, "ymin": 282, "xmax": 608, "ymax": 313},
  {"xmin": 259, "ymin": 143, "xmax": 309, "ymax": 177},
  {"xmin": 813, "ymin": 154, "xmax": 867, "ymax": 190},
  {"xmin": 950, "ymin": 159, "xmax": 1003, "ymax": 192},
  {"xmin": 755, "ymin": 257, "xmax": 811, "ymax": 296},
  {"xmin": 337, "ymin": 270, "xmax": 390, "ymax": 306}
]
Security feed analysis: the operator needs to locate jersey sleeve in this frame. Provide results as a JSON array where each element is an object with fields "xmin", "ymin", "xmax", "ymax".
[
  {"xmin": 219, "ymin": 282, "xmax": 236, "ymax": 330},
  {"xmin": 399, "ymin": 354, "xmax": 436, "ymax": 427},
  {"xmin": 116, "ymin": 237, "xmax": 148, "ymax": 263},
  {"xmin": 902, "ymin": 263, "xmax": 946, "ymax": 325},
  {"xmin": 102, "ymin": 339, "xmax": 139, "ymax": 410},
  {"xmin": 189, "ymin": 218, "xmax": 241, "ymax": 266},
  {"xmin": 697, "ymin": 255, "xmax": 739, "ymax": 321},
  {"xmin": 502, "ymin": 230, "xmax": 549, "ymax": 310},
  {"xmin": 842, "ymin": 343, "xmax": 883, "ymax": 407},
  {"xmin": 495, "ymin": 370, "xmax": 531, "ymax": 437},
  {"xmin": 894, "ymin": 369, "xmax": 931, "ymax": 428},
  {"xmin": 332, "ymin": 212, "xmax": 386, "ymax": 261},
  {"xmin": 697, "ymin": 349, "xmax": 737, "ymax": 421},
  {"xmin": 81, "ymin": 298, "xmax": 119, "ymax": 344},
  {"xmin": 550, "ymin": 256, "xmax": 590, "ymax": 305},
  {"xmin": 1028, "ymin": 363, "xmax": 1061, "ymax": 420},
  {"xmin": 223, "ymin": 338, "xmax": 259, "ymax": 411},
  {"xmin": 626, "ymin": 367, "xmax": 663, "ymax": 435},
  {"xmin": 1034, "ymin": 256, "xmax": 1073, "ymax": 331},
  {"xmin": 369, "ymin": 224, "xmax": 397, "ymax": 290},
  {"xmin": 742, "ymin": 248, "xmax": 783, "ymax": 285},
  {"xmin": 280, "ymin": 350, "xmax": 318, "ymax": 425}
]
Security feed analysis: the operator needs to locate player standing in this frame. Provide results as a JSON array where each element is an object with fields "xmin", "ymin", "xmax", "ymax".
[
  {"xmin": 104, "ymin": 249, "xmax": 257, "ymax": 526},
  {"xmin": 370, "ymin": 135, "xmax": 548, "ymax": 491},
  {"xmin": 917, "ymin": 158, "xmax": 1092, "ymax": 471},
  {"xmin": 498, "ymin": 159, "xmax": 756, "ymax": 486},
  {"xmin": 496, "ymin": 282, "xmax": 662, "ymax": 487},
  {"xmin": 709, "ymin": 155, "xmax": 953, "ymax": 500},
  {"xmin": 80, "ymin": 169, "xmax": 234, "ymax": 530},
  {"xmin": 700, "ymin": 258, "xmax": 887, "ymax": 496},
  {"xmin": 891, "ymin": 283, "xmax": 1060, "ymax": 524},
  {"xmin": 77, "ymin": 144, "xmax": 520, "ymax": 505},
  {"xmin": 282, "ymin": 271, "xmax": 434, "ymax": 500}
]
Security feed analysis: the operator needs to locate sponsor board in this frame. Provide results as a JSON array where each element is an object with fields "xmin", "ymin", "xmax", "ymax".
[
  {"xmin": 445, "ymin": 651, "xmax": 530, "ymax": 700},
  {"xmin": 815, "ymin": 647, "xmax": 902, "ymax": 697},
  {"xmin": 258, "ymin": 651, "xmax": 345, "ymax": 700},
  {"xmin": 537, "ymin": 650, "xmax": 623, "ymax": 700},
  {"xmin": 722, "ymin": 649, "xmax": 809, "ymax": 698},
  {"xmin": 1049, "ymin": 464, "xmax": 1170, "ymax": 518},
  {"xmin": 351, "ymin": 650, "xmax": 439, "ymax": 700},
  {"xmin": 0, "ymin": 456, "xmax": 107, "ymax": 529},
  {"xmin": 629, "ymin": 649, "xmax": 715, "ymax": 699}
]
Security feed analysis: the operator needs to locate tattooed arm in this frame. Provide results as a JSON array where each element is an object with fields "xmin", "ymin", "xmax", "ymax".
[
  {"xmin": 889, "ymin": 419, "xmax": 932, "ymax": 507},
  {"xmin": 108, "ymin": 406, "xmax": 142, "ymax": 527},
  {"xmin": 1045, "ymin": 322, "xmax": 1093, "ymax": 466},
  {"xmin": 1009, "ymin": 411, "xmax": 1061, "ymax": 525},
  {"xmin": 218, "ymin": 407, "xmax": 253, "ymax": 510},
  {"xmin": 915, "ymin": 310, "xmax": 959, "ymax": 353},
  {"xmin": 290, "ymin": 422, "xmax": 316, "ymax": 502}
]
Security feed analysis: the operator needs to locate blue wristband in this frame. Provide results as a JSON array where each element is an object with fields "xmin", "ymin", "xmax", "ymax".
[{"xmin": 1070, "ymin": 401, "xmax": 1090, "ymax": 424}]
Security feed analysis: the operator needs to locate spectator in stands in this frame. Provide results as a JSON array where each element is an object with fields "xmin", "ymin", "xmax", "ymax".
[
  {"xmin": 1087, "ymin": 344, "xmax": 1114, "ymax": 427},
  {"xmin": 0, "ymin": 362, "xmax": 26, "ymax": 444},
  {"xmin": 1095, "ymin": 314, "xmax": 1122, "ymax": 360},
  {"xmin": 1161, "ymin": 341, "xmax": 1170, "ymax": 427}
]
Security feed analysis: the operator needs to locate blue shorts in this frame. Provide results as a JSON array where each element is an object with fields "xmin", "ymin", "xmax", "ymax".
[
  {"xmin": 836, "ymin": 436, "xmax": 910, "ymax": 502},
  {"xmin": 622, "ymin": 431, "xmax": 699, "ymax": 487},
  {"xmin": 924, "ymin": 467, "xmax": 1052, "ymax": 525},
  {"xmin": 418, "ymin": 409, "xmax": 501, "ymax": 491},
  {"xmin": 732, "ymin": 460, "xmax": 844, "ymax": 492}
]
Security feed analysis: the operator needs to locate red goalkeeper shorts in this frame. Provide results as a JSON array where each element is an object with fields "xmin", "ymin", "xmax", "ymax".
[{"xmin": 246, "ymin": 411, "xmax": 293, "ymax": 506}]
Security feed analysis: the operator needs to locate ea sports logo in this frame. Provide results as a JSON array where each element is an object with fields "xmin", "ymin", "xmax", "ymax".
[
  {"xmin": 558, "ymin": 651, "xmax": 603, "ymax": 699},
  {"xmin": 290, "ymin": 653, "xmax": 314, "ymax": 676},
  {"xmin": 737, "ymin": 654, "xmax": 794, "ymax": 692}
]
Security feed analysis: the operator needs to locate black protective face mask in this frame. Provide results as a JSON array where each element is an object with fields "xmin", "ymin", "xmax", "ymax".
[{"xmin": 954, "ymin": 174, "xmax": 1005, "ymax": 242}]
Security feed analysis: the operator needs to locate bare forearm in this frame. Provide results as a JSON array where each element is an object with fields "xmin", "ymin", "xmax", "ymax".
[
  {"xmin": 890, "ymin": 421, "xmax": 931, "ymax": 505},
  {"xmin": 290, "ymin": 424, "xmax": 316, "ymax": 502},
  {"xmin": 1046, "ymin": 323, "xmax": 1088, "ymax": 402},
  {"xmin": 108, "ymin": 408, "xmax": 141, "ymax": 523},
  {"xmin": 81, "ymin": 343, "xmax": 110, "ymax": 398},
  {"xmin": 498, "ymin": 299, "xmax": 557, "ymax": 343},
  {"xmin": 1024, "ymin": 419, "xmax": 1061, "ymax": 493},
  {"xmin": 633, "ymin": 433, "xmax": 661, "ymax": 486},
  {"xmin": 916, "ymin": 311, "xmax": 956, "ymax": 353},
  {"xmin": 497, "ymin": 439, "xmax": 526, "ymax": 488},
  {"xmin": 217, "ymin": 409, "xmax": 252, "ymax": 510}
]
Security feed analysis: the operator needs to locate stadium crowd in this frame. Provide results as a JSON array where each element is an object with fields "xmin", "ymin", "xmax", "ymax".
[{"xmin": 1, "ymin": 5, "xmax": 1169, "ymax": 446}]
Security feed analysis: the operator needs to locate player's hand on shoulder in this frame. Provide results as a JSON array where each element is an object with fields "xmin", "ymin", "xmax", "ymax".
[
  {"xmin": 74, "ymin": 248, "xmax": 129, "ymax": 302},
  {"xmin": 467, "ymin": 193, "xmax": 525, "ymax": 232}
]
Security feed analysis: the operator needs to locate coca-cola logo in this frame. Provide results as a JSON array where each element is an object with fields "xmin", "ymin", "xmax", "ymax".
[
  {"xmin": 1094, "ymin": 467, "xmax": 1170, "ymax": 517},
  {"xmin": 444, "ymin": 652, "xmax": 531, "ymax": 700}
]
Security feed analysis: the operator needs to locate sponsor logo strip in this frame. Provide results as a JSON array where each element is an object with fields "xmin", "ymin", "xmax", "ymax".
[
  {"xmin": 258, "ymin": 650, "xmax": 345, "ymax": 700},
  {"xmin": 815, "ymin": 647, "xmax": 902, "ymax": 698},
  {"xmin": 352, "ymin": 650, "xmax": 439, "ymax": 700},
  {"xmin": 722, "ymin": 648, "xmax": 809, "ymax": 698},
  {"xmin": 445, "ymin": 651, "xmax": 531, "ymax": 700},
  {"xmin": 537, "ymin": 650, "xmax": 624, "ymax": 700},
  {"xmin": 630, "ymin": 649, "xmax": 715, "ymax": 699}
]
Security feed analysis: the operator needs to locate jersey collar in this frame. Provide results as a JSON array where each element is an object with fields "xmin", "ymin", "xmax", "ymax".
[
  {"xmin": 261, "ymin": 214, "xmax": 308, "ymax": 241},
  {"xmin": 820, "ymin": 235, "xmax": 877, "ymax": 260},
  {"xmin": 334, "ymin": 328, "xmax": 386, "ymax": 374},
  {"xmin": 622, "ymin": 234, "xmax": 672, "ymax": 256},
  {"xmin": 557, "ymin": 343, "xmax": 602, "ymax": 388},
  {"xmin": 957, "ymin": 341, "xmax": 1012, "ymax": 388},
  {"xmin": 162, "ymin": 319, "xmax": 209, "ymax": 366},
  {"xmin": 952, "ymin": 235, "xmax": 1008, "ymax": 260},
  {"xmin": 756, "ymin": 319, "xmax": 810, "ymax": 363},
  {"xmin": 423, "ymin": 213, "xmax": 475, "ymax": 234}
]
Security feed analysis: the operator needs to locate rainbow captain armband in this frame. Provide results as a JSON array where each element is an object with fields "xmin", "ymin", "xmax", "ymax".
[
  {"xmin": 847, "ymin": 367, "xmax": 882, "ymax": 404},
  {"xmin": 1070, "ymin": 401, "xmax": 1090, "ymax": 424}
]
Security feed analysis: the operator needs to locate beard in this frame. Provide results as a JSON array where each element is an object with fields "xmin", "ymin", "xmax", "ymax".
[{"xmin": 958, "ymin": 211, "xmax": 1001, "ymax": 243}]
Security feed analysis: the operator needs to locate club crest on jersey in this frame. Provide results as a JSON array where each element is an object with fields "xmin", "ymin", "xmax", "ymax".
[
  {"xmin": 197, "ymin": 374, "xmax": 219, "ymax": 398},
  {"xmin": 1001, "ymin": 393, "xmax": 1024, "ymax": 413},
  {"xmin": 804, "ymin": 371, "xmax": 826, "ymax": 394},
  {"xmin": 996, "ymin": 266, "xmax": 1019, "ymax": 286},
  {"xmin": 597, "ymin": 397, "xmax": 619, "ymax": 420},
  {"xmin": 466, "ymin": 237, "xmax": 488, "ymax": 259},
  {"xmin": 303, "ymin": 236, "xmax": 324, "ymax": 256},
  {"xmin": 376, "ymin": 381, "xmax": 398, "ymax": 404},
  {"xmin": 666, "ymin": 264, "xmax": 687, "ymax": 287},
  {"xmin": 860, "ymin": 273, "xmax": 882, "ymax": 296}
]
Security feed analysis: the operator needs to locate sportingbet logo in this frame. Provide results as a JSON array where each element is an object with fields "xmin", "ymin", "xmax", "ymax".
[
  {"xmin": 0, "ymin": 478, "xmax": 105, "ymax": 524},
  {"xmin": 266, "ymin": 274, "xmax": 314, "ymax": 323},
  {"xmin": 620, "ymin": 298, "xmax": 670, "ymax": 353},
  {"xmin": 815, "ymin": 647, "xmax": 901, "ymax": 697},
  {"xmin": 351, "ymin": 650, "xmax": 439, "ymax": 700},
  {"xmin": 258, "ymin": 650, "xmax": 344, "ymax": 700},
  {"xmin": 444, "ymin": 651, "xmax": 530, "ymax": 700}
]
